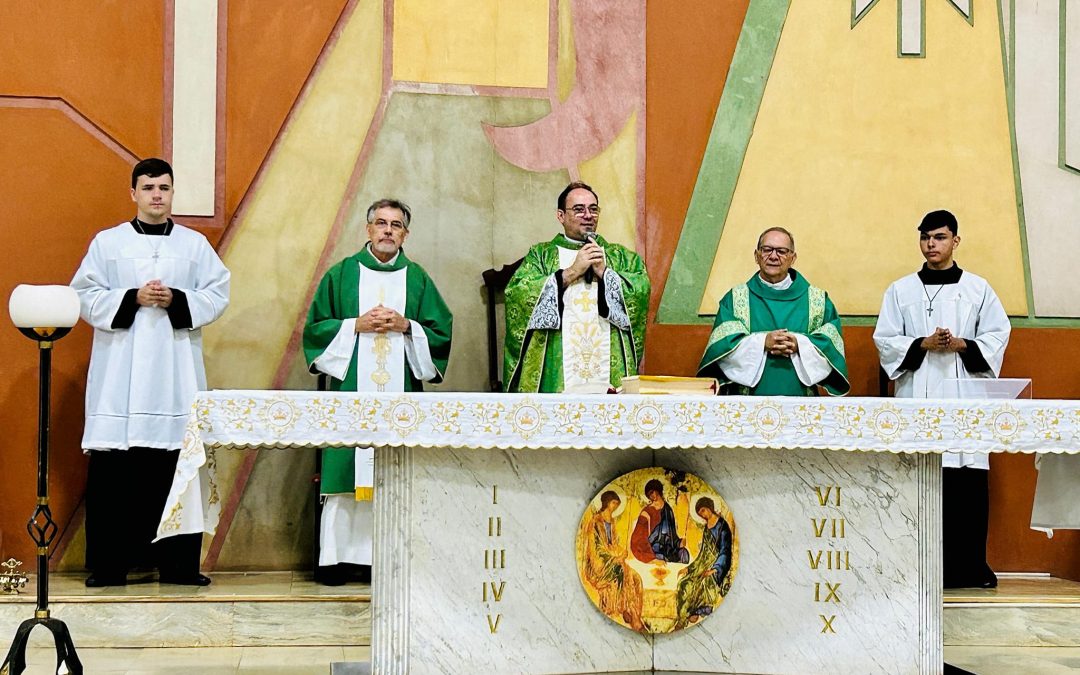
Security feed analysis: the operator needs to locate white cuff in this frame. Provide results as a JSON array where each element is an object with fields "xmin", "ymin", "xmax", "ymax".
[
  {"xmin": 601, "ymin": 268, "xmax": 631, "ymax": 331},
  {"xmin": 792, "ymin": 334, "xmax": 832, "ymax": 386},
  {"xmin": 404, "ymin": 319, "xmax": 440, "ymax": 381},
  {"xmin": 718, "ymin": 333, "xmax": 767, "ymax": 387},
  {"xmin": 312, "ymin": 321, "xmax": 357, "ymax": 381},
  {"xmin": 527, "ymin": 276, "xmax": 562, "ymax": 330}
]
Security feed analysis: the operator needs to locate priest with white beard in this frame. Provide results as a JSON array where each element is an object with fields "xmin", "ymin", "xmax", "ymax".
[
  {"xmin": 71, "ymin": 158, "xmax": 230, "ymax": 587},
  {"xmin": 873, "ymin": 209, "xmax": 1011, "ymax": 588},
  {"xmin": 303, "ymin": 199, "xmax": 452, "ymax": 585}
]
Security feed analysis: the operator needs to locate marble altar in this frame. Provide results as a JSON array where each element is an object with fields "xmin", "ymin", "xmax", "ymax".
[{"xmin": 157, "ymin": 392, "xmax": 1080, "ymax": 674}]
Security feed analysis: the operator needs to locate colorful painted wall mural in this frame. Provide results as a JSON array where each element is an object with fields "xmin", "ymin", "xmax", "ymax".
[{"xmin": 1, "ymin": 0, "xmax": 1078, "ymax": 577}]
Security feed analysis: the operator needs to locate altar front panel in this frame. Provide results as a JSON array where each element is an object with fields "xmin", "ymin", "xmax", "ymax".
[{"xmin": 373, "ymin": 445, "xmax": 941, "ymax": 674}]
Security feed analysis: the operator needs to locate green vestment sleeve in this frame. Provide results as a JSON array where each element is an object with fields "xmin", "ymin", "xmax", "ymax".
[
  {"xmin": 805, "ymin": 291, "xmax": 849, "ymax": 396},
  {"xmin": 606, "ymin": 243, "xmax": 651, "ymax": 385}
]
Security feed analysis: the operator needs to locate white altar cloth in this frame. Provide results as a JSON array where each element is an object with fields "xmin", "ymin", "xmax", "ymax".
[
  {"xmin": 156, "ymin": 391, "xmax": 1080, "ymax": 541},
  {"xmin": 152, "ymin": 391, "xmax": 1080, "ymax": 674}
]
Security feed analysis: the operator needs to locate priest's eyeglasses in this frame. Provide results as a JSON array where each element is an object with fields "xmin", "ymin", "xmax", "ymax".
[
  {"xmin": 758, "ymin": 245, "xmax": 793, "ymax": 257},
  {"xmin": 564, "ymin": 205, "xmax": 601, "ymax": 217},
  {"xmin": 372, "ymin": 219, "xmax": 407, "ymax": 231}
]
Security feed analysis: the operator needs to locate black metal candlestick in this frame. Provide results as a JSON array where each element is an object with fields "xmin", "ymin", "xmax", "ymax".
[{"xmin": 2, "ymin": 327, "xmax": 82, "ymax": 675}]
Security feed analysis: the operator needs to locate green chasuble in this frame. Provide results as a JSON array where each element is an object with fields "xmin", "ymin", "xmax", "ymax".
[
  {"xmin": 303, "ymin": 246, "xmax": 452, "ymax": 494},
  {"xmin": 697, "ymin": 270, "xmax": 848, "ymax": 396},
  {"xmin": 504, "ymin": 234, "xmax": 650, "ymax": 393}
]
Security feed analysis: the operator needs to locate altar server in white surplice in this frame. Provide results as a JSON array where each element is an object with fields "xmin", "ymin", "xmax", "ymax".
[
  {"xmin": 873, "ymin": 209, "xmax": 1010, "ymax": 589},
  {"xmin": 71, "ymin": 158, "xmax": 230, "ymax": 588},
  {"xmin": 303, "ymin": 198, "xmax": 452, "ymax": 585}
]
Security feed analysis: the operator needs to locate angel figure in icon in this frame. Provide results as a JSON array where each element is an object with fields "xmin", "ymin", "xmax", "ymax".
[
  {"xmin": 580, "ymin": 489, "xmax": 645, "ymax": 631},
  {"xmin": 675, "ymin": 496, "xmax": 734, "ymax": 629}
]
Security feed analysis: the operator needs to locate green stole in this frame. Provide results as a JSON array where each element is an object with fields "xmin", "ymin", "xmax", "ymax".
[
  {"xmin": 698, "ymin": 271, "xmax": 849, "ymax": 396},
  {"xmin": 503, "ymin": 234, "xmax": 650, "ymax": 393},
  {"xmin": 303, "ymin": 245, "xmax": 453, "ymax": 494}
]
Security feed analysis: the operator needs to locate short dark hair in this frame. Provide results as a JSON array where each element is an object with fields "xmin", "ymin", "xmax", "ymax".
[
  {"xmin": 131, "ymin": 158, "xmax": 173, "ymax": 189},
  {"xmin": 557, "ymin": 181, "xmax": 598, "ymax": 210},
  {"xmin": 695, "ymin": 497, "xmax": 715, "ymax": 514},
  {"xmin": 366, "ymin": 199, "xmax": 412, "ymax": 228},
  {"xmin": 599, "ymin": 490, "xmax": 620, "ymax": 509},
  {"xmin": 756, "ymin": 227, "xmax": 795, "ymax": 250},
  {"xmin": 644, "ymin": 479, "xmax": 664, "ymax": 499},
  {"xmin": 918, "ymin": 209, "xmax": 958, "ymax": 235}
]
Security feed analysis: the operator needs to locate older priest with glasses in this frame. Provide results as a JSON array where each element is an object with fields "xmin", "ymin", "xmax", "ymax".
[{"xmin": 698, "ymin": 227, "xmax": 849, "ymax": 396}]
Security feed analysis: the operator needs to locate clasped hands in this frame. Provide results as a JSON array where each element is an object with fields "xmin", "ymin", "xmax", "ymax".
[
  {"xmin": 921, "ymin": 327, "xmax": 966, "ymax": 353},
  {"xmin": 563, "ymin": 243, "xmax": 606, "ymax": 284},
  {"xmin": 764, "ymin": 329, "xmax": 799, "ymax": 356},
  {"xmin": 355, "ymin": 304, "xmax": 409, "ymax": 334},
  {"xmin": 137, "ymin": 280, "xmax": 173, "ymax": 308}
]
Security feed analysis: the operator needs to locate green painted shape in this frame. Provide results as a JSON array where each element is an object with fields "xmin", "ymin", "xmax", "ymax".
[
  {"xmin": 656, "ymin": 0, "xmax": 791, "ymax": 325},
  {"xmin": 999, "ymin": 0, "xmax": 1035, "ymax": 317},
  {"xmin": 1059, "ymin": 0, "xmax": 1080, "ymax": 175}
]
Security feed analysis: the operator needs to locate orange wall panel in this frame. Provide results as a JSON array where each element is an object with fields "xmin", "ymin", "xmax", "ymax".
[
  {"xmin": 0, "ymin": 2, "xmax": 164, "ymax": 157},
  {"xmin": 0, "ymin": 108, "xmax": 136, "ymax": 565},
  {"xmin": 644, "ymin": 0, "xmax": 749, "ymax": 317}
]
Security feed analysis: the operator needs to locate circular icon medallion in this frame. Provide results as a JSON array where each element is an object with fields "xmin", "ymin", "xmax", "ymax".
[{"xmin": 576, "ymin": 467, "xmax": 738, "ymax": 634}]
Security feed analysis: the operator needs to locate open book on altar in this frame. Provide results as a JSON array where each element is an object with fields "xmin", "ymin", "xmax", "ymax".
[{"xmin": 619, "ymin": 375, "xmax": 719, "ymax": 396}]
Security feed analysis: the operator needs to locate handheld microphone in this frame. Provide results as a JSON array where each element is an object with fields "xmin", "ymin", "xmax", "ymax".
[{"xmin": 583, "ymin": 232, "xmax": 597, "ymax": 285}]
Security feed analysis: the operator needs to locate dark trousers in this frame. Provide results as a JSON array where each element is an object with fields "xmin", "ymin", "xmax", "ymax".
[
  {"xmin": 942, "ymin": 466, "xmax": 996, "ymax": 588},
  {"xmin": 85, "ymin": 448, "xmax": 202, "ymax": 578}
]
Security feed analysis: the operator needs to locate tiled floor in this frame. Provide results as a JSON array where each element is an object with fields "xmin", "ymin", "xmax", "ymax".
[
  {"xmin": 18, "ymin": 645, "xmax": 371, "ymax": 674},
  {"xmin": 6, "ymin": 573, "xmax": 1077, "ymax": 672},
  {"xmin": 944, "ymin": 646, "xmax": 1080, "ymax": 674},
  {"xmin": 0, "ymin": 571, "xmax": 370, "ymax": 603},
  {"xmin": 11, "ymin": 645, "xmax": 1080, "ymax": 674},
  {"xmin": 945, "ymin": 574, "xmax": 1080, "ymax": 604}
]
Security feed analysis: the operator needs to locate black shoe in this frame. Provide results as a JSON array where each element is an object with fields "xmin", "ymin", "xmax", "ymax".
[
  {"xmin": 85, "ymin": 573, "xmax": 127, "ymax": 588},
  {"xmin": 159, "ymin": 573, "xmax": 212, "ymax": 586},
  {"xmin": 316, "ymin": 564, "xmax": 349, "ymax": 586},
  {"xmin": 356, "ymin": 565, "xmax": 372, "ymax": 584}
]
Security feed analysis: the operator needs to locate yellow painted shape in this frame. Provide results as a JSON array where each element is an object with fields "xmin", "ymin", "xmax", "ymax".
[
  {"xmin": 393, "ymin": 0, "xmax": 548, "ymax": 88},
  {"xmin": 580, "ymin": 110, "xmax": 639, "ymax": 252},
  {"xmin": 557, "ymin": 0, "xmax": 576, "ymax": 101},
  {"xmin": 204, "ymin": 0, "xmax": 384, "ymax": 389},
  {"xmin": 699, "ymin": 0, "xmax": 1027, "ymax": 315}
]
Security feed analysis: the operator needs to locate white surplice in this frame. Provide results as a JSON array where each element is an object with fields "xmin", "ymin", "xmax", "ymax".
[
  {"xmin": 71, "ymin": 222, "xmax": 230, "ymax": 451},
  {"xmin": 311, "ymin": 249, "xmax": 438, "ymax": 566},
  {"xmin": 873, "ymin": 269, "xmax": 1010, "ymax": 469}
]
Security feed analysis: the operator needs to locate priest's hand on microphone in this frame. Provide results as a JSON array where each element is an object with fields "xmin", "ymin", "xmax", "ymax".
[{"xmin": 566, "ymin": 243, "xmax": 605, "ymax": 284}]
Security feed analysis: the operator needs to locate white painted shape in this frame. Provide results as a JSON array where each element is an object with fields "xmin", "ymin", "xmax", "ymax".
[
  {"xmin": 854, "ymin": 0, "xmax": 876, "ymax": 22},
  {"xmin": 172, "ymin": 0, "xmax": 218, "ymax": 216},
  {"xmin": 1015, "ymin": 3, "xmax": 1080, "ymax": 316},
  {"xmin": 949, "ymin": 0, "xmax": 972, "ymax": 19},
  {"xmin": 1065, "ymin": 1, "xmax": 1080, "ymax": 170},
  {"xmin": 901, "ymin": 0, "xmax": 924, "ymax": 55}
]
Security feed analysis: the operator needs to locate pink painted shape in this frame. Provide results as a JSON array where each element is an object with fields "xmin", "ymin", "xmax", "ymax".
[{"xmin": 483, "ymin": 0, "xmax": 644, "ymax": 172}]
